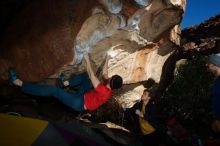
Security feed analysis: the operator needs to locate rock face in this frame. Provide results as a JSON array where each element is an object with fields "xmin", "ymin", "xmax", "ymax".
[
  {"xmin": 74, "ymin": 0, "xmax": 186, "ymax": 85},
  {"xmin": 0, "ymin": 0, "xmax": 186, "ymax": 108},
  {"xmin": 0, "ymin": 0, "xmax": 101, "ymax": 81},
  {"xmin": 181, "ymin": 14, "xmax": 220, "ymax": 55}
]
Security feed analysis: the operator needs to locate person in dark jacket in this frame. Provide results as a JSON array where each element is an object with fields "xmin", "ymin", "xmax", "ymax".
[
  {"xmin": 206, "ymin": 53, "xmax": 220, "ymax": 133},
  {"xmin": 128, "ymin": 88, "xmax": 161, "ymax": 146},
  {"xmin": 123, "ymin": 88, "xmax": 176, "ymax": 146}
]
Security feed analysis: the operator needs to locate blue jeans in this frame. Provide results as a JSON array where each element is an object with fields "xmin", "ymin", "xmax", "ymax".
[{"xmin": 21, "ymin": 73, "xmax": 93, "ymax": 111}]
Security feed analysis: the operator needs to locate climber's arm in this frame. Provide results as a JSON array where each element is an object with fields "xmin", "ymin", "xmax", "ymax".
[
  {"xmin": 84, "ymin": 53, "xmax": 100, "ymax": 88},
  {"xmin": 102, "ymin": 54, "xmax": 111, "ymax": 80}
]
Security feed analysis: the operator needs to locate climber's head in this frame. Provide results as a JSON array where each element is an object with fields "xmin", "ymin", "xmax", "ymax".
[
  {"xmin": 206, "ymin": 53, "xmax": 220, "ymax": 76},
  {"xmin": 109, "ymin": 75, "xmax": 123, "ymax": 90},
  {"xmin": 141, "ymin": 89, "xmax": 151, "ymax": 102}
]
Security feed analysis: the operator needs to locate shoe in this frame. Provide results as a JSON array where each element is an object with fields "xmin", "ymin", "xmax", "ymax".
[
  {"xmin": 8, "ymin": 67, "xmax": 17, "ymax": 85},
  {"xmin": 56, "ymin": 73, "xmax": 65, "ymax": 88}
]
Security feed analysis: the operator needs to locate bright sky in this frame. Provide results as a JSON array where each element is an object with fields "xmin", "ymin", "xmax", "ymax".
[{"xmin": 181, "ymin": 0, "xmax": 220, "ymax": 29}]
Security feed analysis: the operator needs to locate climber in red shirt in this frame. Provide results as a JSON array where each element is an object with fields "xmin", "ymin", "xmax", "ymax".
[
  {"xmin": 8, "ymin": 53, "xmax": 123, "ymax": 111},
  {"xmin": 82, "ymin": 53, "xmax": 123, "ymax": 111}
]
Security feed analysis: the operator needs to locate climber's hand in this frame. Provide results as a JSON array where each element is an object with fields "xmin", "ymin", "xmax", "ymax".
[{"xmin": 84, "ymin": 53, "xmax": 89, "ymax": 62}]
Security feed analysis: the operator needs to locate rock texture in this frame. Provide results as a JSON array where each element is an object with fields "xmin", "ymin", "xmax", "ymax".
[
  {"xmin": 181, "ymin": 14, "xmax": 220, "ymax": 56},
  {"xmin": 0, "ymin": 0, "xmax": 186, "ymax": 109},
  {"xmin": 0, "ymin": 0, "xmax": 186, "ymax": 81},
  {"xmin": 74, "ymin": 0, "xmax": 186, "ymax": 108},
  {"xmin": 156, "ymin": 14, "xmax": 220, "ymax": 100},
  {"xmin": 77, "ymin": 0, "xmax": 186, "ymax": 85},
  {"xmin": 0, "ymin": 0, "xmax": 101, "ymax": 81},
  {"xmin": 1, "ymin": 1, "xmax": 220, "ymax": 131}
]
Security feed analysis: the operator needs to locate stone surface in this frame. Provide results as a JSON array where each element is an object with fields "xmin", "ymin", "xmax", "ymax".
[
  {"xmin": 0, "ymin": 0, "xmax": 101, "ymax": 81},
  {"xmin": 1, "ymin": 1, "xmax": 220, "ymax": 133},
  {"xmin": 181, "ymin": 14, "xmax": 220, "ymax": 55},
  {"xmin": 70, "ymin": 0, "xmax": 186, "ymax": 86},
  {"xmin": 0, "ymin": 0, "xmax": 186, "ymax": 84},
  {"xmin": 0, "ymin": 0, "xmax": 186, "ymax": 110}
]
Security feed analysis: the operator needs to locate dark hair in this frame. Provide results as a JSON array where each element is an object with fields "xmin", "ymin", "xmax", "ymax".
[
  {"xmin": 110, "ymin": 75, "xmax": 123, "ymax": 89},
  {"xmin": 143, "ymin": 88, "xmax": 157, "ymax": 101},
  {"xmin": 143, "ymin": 88, "xmax": 150, "ymax": 93}
]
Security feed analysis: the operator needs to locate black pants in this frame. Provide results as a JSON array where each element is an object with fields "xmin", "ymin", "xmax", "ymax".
[
  {"xmin": 140, "ymin": 131, "xmax": 161, "ymax": 146},
  {"xmin": 140, "ymin": 130, "xmax": 176, "ymax": 146}
]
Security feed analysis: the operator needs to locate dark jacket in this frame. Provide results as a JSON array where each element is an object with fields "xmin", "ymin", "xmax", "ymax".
[{"xmin": 212, "ymin": 76, "xmax": 220, "ymax": 120}]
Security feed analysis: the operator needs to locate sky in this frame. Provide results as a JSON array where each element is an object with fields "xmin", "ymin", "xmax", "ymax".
[{"xmin": 181, "ymin": 0, "xmax": 220, "ymax": 29}]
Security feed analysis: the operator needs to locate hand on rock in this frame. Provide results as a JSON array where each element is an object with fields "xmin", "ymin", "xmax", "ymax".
[{"xmin": 84, "ymin": 53, "xmax": 89, "ymax": 62}]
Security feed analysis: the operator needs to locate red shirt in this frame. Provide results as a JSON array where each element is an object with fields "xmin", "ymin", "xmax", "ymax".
[{"xmin": 84, "ymin": 80, "xmax": 112, "ymax": 111}]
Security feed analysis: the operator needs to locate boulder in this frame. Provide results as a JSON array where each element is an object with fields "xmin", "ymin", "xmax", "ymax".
[{"xmin": 0, "ymin": 0, "xmax": 186, "ymax": 108}]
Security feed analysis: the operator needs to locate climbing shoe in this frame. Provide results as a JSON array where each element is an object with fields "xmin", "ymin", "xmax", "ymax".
[
  {"xmin": 56, "ymin": 73, "xmax": 65, "ymax": 88},
  {"xmin": 8, "ymin": 67, "xmax": 17, "ymax": 85}
]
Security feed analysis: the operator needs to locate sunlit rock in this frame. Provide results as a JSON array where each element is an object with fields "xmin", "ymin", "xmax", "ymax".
[
  {"xmin": 0, "ymin": 0, "xmax": 186, "ymax": 99},
  {"xmin": 116, "ymin": 85, "xmax": 145, "ymax": 109}
]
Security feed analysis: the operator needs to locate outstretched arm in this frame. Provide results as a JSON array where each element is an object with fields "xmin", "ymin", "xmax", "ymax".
[
  {"xmin": 102, "ymin": 54, "xmax": 111, "ymax": 80},
  {"xmin": 84, "ymin": 53, "xmax": 100, "ymax": 88}
]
